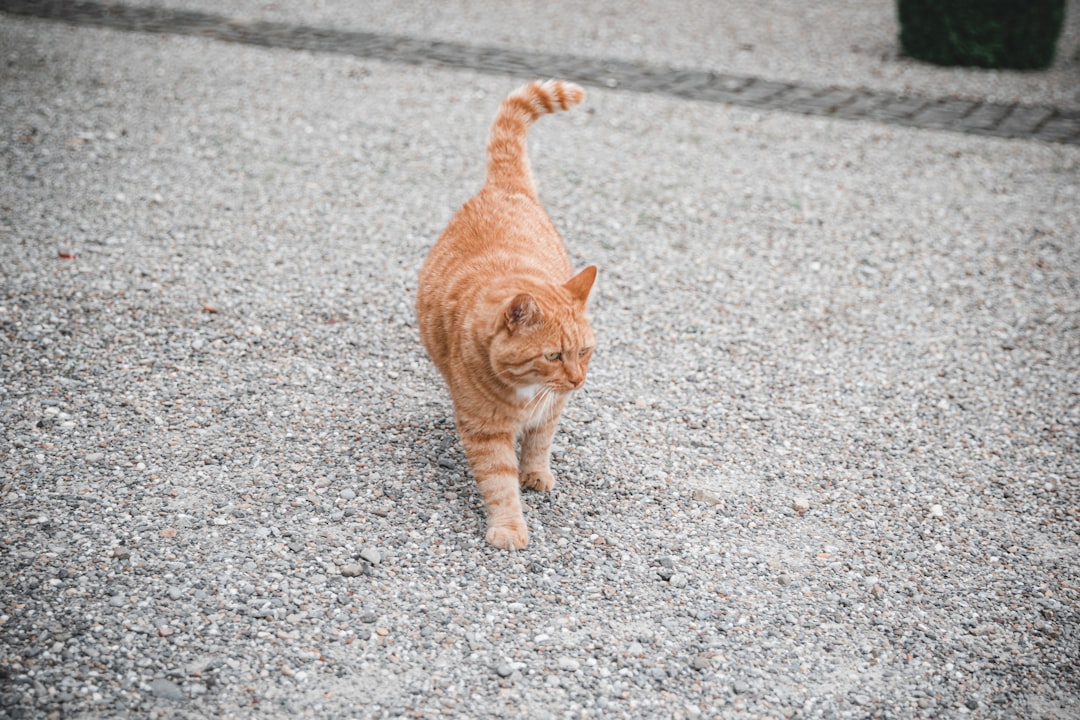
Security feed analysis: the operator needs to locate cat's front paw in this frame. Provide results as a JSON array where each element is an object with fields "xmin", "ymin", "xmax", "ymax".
[
  {"xmin": 486, "ymin": 522, "xmax": 529, "ymax": 550},
  {"xmin": 520, "ymin": 470, "xmax": 555, "ymax": 492}
]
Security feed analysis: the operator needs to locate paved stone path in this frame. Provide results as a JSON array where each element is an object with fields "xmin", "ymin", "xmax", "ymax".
[{"xmin": 3, "ymin": 0, "xmax": 1079, "ymax": 145}]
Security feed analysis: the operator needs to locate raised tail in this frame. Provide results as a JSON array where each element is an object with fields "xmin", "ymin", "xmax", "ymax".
[{"xmin": 485, "ymin": 80, "xmax": 585, "ymax": 198}]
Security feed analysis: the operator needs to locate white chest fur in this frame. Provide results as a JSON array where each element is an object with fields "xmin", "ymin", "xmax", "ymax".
[
  {"xmin": 516, "ymin": 384, "xmax": 541, "ymax": 401},
  {"xmin": 518, "ymin": 384, "xmax": 557, "ymax": 429}
]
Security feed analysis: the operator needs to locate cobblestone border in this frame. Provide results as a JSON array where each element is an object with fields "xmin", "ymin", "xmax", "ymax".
[{"xmin": 3, "ymin": 0, "xmax": 1079, "ymax": 145}]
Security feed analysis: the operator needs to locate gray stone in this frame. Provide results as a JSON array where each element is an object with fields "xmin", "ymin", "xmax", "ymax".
[
  {"xmin": 339, "ymin": 564, "xmax": 364, "ymax": 577},
  {"xmin": 691, "ymin": 653, "xmax": 711, "ymax": 671},
  {"xmin": 692, "ymin": 488, "xmax": 725, "ymax": 507},
  {"xmin": 149, "ymin": 678, "xmax": 184, "ymax": 701},
  {"xmin": 557, "ymin": 657, "xmax": 580, "ymax": 672}
]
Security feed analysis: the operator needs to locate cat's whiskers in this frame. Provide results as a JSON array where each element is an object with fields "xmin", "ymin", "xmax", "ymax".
[
  {"xmin": 523, "ymin": 383, "xmax": 565, "ymax": 428},
  {"xmin": 521, "ymin": 382, "xmax": 549, "ymax": 411}
]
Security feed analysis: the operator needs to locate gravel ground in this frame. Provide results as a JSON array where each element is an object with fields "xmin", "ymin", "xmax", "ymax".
[
  {"xmin": 132, "ymin": 0, "xmax": 1080, "ymax": 110},
  {"xmin": 2, "ymin": 8, "xmax": 1079, "ymax": 720}
]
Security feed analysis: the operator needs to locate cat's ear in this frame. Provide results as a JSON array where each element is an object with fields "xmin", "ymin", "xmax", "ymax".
[
  {"xmin": 564, "ymin": 265, "xmax": 597, "ymax": 307},
  {"xmin": 504, "ymin": 293, "xmax": 539, "ymax": 334}
]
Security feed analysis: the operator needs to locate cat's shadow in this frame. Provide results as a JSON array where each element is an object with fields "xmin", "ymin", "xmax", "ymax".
[{"xmin": 385, "ymin": 398, "xmax": 601, "ymax": 536}]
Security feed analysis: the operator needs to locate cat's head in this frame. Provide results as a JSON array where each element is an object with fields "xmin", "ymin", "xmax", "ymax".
[{"xmin": 490, "ymin": 265, "xmax": 597, "ymax": 395}]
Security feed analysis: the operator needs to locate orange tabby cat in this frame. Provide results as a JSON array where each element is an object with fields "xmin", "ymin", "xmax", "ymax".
[{"xmin": 416, "ymin": 80, "xmax": 597, "ymax": 551}]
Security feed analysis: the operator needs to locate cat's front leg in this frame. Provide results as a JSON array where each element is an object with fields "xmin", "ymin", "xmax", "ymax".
[
  {"xmin": 459, "ymin": 427, "xmax": 529, "ymax": 550},
  {"xmin": 519, "ymin": 395, "xmax": 568, "ymax": 492}
]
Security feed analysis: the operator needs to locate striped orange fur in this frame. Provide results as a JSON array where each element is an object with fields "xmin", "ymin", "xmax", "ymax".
[{"xmin": 416, "ymin": 80, "xmax": 595, "ymax": 551}]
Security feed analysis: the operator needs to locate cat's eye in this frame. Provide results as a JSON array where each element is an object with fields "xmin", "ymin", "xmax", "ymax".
[
  {"xmin": 579, "ymin": 347, "xmax": 592, "ymax": 357},
  {"xmin": 544, "ymin": 352, "xmax": 562, "ymax": 361}
]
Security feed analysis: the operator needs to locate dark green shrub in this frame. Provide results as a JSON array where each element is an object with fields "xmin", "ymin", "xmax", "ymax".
[{"xmin": 897, "ymin": 0, "xmax": 1066, "ymax": 70}]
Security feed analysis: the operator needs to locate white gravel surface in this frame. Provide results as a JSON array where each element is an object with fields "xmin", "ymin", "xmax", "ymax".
[
  {"xmin": 134, "ymin": 0, "xmax": 1080, "ymax": 109},
  {"xmin": 2, "ymin": 6, "xmax": 1079, "ymax": 720}
]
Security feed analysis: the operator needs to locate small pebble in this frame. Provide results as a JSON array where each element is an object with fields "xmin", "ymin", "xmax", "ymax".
[
  {"xmin": 149, "ymin": 678, "xmax": 183, "ymax": 701},
  {"xmin": 692, "ymin": 488, "xmax": 724, "ymax": 507},
  {"xmin": 340, "ymin": 564, "xmax": 364, "ymax": 577}
]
